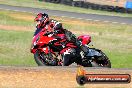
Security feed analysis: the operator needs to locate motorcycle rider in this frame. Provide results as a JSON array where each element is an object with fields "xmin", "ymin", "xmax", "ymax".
[
  {"xmin": 34, "ymin": 13, "xmax": 63, "ymax": 36},
  {"xmin": 33, "ymin": 13, "xmax": 89, "ymax": 66}
]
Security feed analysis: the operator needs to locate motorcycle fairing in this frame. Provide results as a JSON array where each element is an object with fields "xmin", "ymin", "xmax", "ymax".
[{"xmin": 86, "ymin": 48, "xmax": 102, "ymax": 57}]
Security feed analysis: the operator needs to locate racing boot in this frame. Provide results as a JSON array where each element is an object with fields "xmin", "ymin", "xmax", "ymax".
[
  {"xmin": 80, "ymin": 45, "xmax": 89, "ymax": 56},
  {"xmin": 75, "ymin": 40, "xmax": 89, "ymax": 56},
  {"xmin": 62, "ymin": 48, "xmax": 76, "ymax": 66}
]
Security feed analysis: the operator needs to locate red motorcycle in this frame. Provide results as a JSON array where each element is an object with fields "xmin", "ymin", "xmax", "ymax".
[{"xmin": 31, "ymin": 27, "xmax": 111, "ymax": 68}]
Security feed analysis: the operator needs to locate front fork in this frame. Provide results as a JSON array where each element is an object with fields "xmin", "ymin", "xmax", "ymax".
[{"xmin": 42, "ymin": 46, "xmax": 63, "ymax": 66}]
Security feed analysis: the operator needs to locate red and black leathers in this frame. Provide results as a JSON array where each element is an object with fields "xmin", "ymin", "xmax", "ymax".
[{"xmin": 34, "ymin": 19, "xmax": 64, "ymax": 36}]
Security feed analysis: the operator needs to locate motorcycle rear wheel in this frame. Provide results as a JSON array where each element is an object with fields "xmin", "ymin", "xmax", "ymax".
[
  {"xmin": 91, "ymin": 50, "xmax": 111, "ymax": 68},
  {"xmin": 100, "ymin": 51, "xmax": 111, "ymax": 68},
  {"xmin": 80, "ymin": 49, "xmax": 111, "ymax": 68}
]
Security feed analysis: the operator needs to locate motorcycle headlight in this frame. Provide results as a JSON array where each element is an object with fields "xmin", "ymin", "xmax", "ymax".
[{"xmin": 34, "ymin": 41, "xmax": 37, "ymax": 46}]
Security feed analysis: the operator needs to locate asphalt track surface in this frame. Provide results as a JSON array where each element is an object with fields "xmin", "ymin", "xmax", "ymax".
[{"xmin": 0, "ymin": 4, "xmax": 132, "ymax": 25}]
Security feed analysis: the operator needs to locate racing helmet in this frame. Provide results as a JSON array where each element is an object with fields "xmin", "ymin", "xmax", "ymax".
[{"xmin": 34, "ymin": 13, "xmax": 49, "ymax": 28}]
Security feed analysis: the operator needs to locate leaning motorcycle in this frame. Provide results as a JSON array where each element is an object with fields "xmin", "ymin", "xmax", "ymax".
[{"xmin": 30, "ymin": 27, "xmax": 111, "ymax": 68}]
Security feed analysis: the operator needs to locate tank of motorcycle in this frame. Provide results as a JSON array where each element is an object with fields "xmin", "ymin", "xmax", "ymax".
[{"xmin": 37, "ymin": 35, "xmax": 55, "ymax": 46}]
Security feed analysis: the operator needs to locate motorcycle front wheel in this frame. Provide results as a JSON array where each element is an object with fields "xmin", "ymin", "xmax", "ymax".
[{"xmin": 34, "ymin": 50, "xmax": 57, "ymax": 66}]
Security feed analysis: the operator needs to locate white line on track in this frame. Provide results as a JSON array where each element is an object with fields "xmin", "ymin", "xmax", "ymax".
[
  {"xmin": 85, "ymin": 19, "xmax": 92, "ymax": 21},
  {"xmin": 94, "ymin": 20, "xmax": 100, "ymax": 22},
  {"xmin": 104, "ymin": 21, "xmax": 110, "ymax": 23},
  {"xmin": 0, "ymin": 8, "xmax": 33, "ymax": 14},
  {"xmin": 112, "ymin": 22, "xmax": 119, "ymax": 24},
  {"xmin": 121, "ymin": 23, "xmax": 127, "ymax": 25}
]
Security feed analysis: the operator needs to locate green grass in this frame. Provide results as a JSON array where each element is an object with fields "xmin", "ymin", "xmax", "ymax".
[
  {"xmin": 0, "ymin": 10, "xmax": 36, "ymax": 66},
  {"xmin": 0, "ymin": 0, "xmax": 132, "ymax": 17},
  {"xmin": 0, "ymin": 10, "xmax": 132, "ymax": 68},
  {"xmin": 106, "ymin": 51, "xmax": 132, "ymax": 68},
  {"xmin": 0, "ymin": 29, "xmax": 36, "ymax": 66},
  {"xmin": 0, "ymin": 9, "xmax": 34, "ymax": 26}
]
